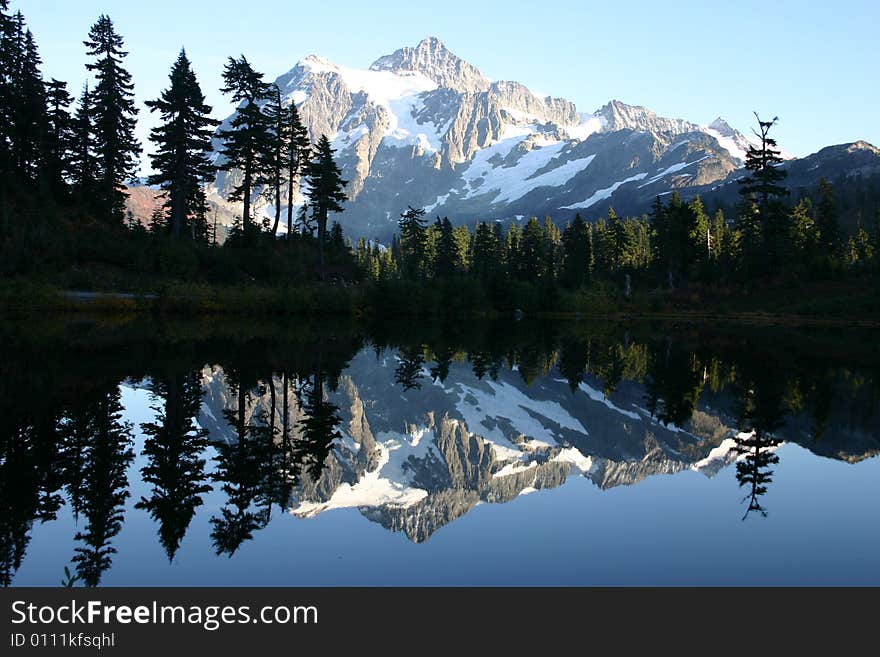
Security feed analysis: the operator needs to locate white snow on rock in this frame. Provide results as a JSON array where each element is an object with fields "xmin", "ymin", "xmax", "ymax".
[{"xmin": 560, "ymin": 172, "xmax": 648, "ymax": 210}]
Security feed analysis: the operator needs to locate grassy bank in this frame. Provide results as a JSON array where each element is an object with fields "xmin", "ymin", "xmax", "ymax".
[{"xmin": 1, "ymin": 272, "xmax": 878, "ymax": 325}]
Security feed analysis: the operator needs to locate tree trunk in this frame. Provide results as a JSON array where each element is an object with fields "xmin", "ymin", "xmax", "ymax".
[
  {"xmin": 242, "ymin": 158, "xmax": 251, "ymax": 237},
  {"xmin": 271, "ymin": 168, "xmax": 281, "ymax": 238},
  {"xmin": 286, "ymin": 168, "xmax": 294, "ymax": 240},
  {"xmin": 318, "ymin": 211, "xmax": 326, "ymax": 281}
]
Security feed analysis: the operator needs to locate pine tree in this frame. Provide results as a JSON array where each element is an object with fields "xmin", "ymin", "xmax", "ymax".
[
  {"xmin": 262, "ymin": 85, "xmax": 284, "ymax": 238},
  {"xmin": 69, "ymin": 84, "xmax": 98, "ymax": 214},
  {"xmin": 433, "ymin": 217, "xmax": 457, "ymax": 278},
  {"xmin": 0, "ymin": 0, "xmax": 18, "ymax": 239},
  {"xmin": 520, "ymin": 216, "xmax": 545, "ymax": 281},
  {"xmin": 84, "ymin": 15, "xmax": 140, "ymax": 225},
  {"xmin": 146, "ymin": 49, "xmax": 218, "ymax": 240},
  {"xmin": 606, "ymin": 207, "xmax": 629, "ymax": 273},
  {"xmin": 217, "ymin": 55, "xmax": 273, "ymax": 238},
  {"xmin": 303, "ymin": 134, "xmax": 347, "ymax": 280},
  {"xmin": 43, "ymin": 78, "xmax": 74, "ymax": 197},
  {"xmin": 283, "ymin": 101, "xmax": 310, "ymax": 239},
  {"xmin": 471, "ymin": 221, "xmax": 499, "ymax": 281},
  {"xmin": 398, "ymin": 205, "xmax": 427, "ymax": 280},
  {"xmin": 738, "ymin": 113, "xmax": 789, "ymax": 275},
  {"xmin": 561, "ymin": 213, "xmax": 590, "ymax": 288},
  {"xmin": 687, "ymin": 197, "xmax": 711, "ymax": 281},
  {"xmin": 9, "ymin": 17, "xmax": 46, "ymax": 188},
  {"xmin": 815, "ymin": 178, "xmax": 841, "ymax": 258}
]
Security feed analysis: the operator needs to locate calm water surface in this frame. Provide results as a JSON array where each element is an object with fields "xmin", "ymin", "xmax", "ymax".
[{"xmin": 2, "ymin": 318, "xmax": 878, "ymax": 586}]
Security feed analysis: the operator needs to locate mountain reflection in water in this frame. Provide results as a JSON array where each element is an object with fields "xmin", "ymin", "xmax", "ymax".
[{"xmin": 1, "ymin": 318, "xmax": 878, "ymax": 586}]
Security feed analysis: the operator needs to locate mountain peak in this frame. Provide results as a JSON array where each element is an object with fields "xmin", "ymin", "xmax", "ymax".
[
  {"xmin": 370, "ymin": 37, "xmax": 490, "ymax": 93},
  {"xmin": 708, "ymin": 117, "xmax": 736, "ymax": 137}
]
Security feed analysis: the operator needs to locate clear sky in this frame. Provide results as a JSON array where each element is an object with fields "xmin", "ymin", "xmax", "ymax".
[{"xmin": 14, "ymin": 0, "xmax": 879, "ymax": 173}]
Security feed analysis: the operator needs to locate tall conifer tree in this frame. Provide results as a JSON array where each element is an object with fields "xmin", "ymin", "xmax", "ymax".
[
  {"xmin": 217, "ymin": 55, "xmax": 272, "ymax": 237},
  {"xmin": 304, "ymin": 134, "xmax": 347, "ymax": 280},
  {"xmin": 84, "ymin": 15, "xmax": 140, "ymax": 225},
  {"xmin": 146, "ymin": 49, "xmax": 218, "ymax": 240}
]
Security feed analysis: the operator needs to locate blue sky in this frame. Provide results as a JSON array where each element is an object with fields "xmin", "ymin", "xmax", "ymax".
[{"xmin": 15, "ymin": 0, "xmax": 879, "ymax": 171}]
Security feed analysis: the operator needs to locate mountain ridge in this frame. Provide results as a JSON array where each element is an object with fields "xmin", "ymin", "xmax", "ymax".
[{"xmin": 130, "ymin": 37, "xmax": 879, "ymax": 240}]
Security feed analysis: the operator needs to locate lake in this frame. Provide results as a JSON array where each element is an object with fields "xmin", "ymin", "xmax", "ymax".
[{"xmin": 1, "ymin": 317, "xmax": 878, "ymax": 586}]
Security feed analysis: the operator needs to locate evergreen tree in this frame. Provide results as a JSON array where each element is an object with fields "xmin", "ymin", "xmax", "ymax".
[
  {"xmin": 283, "ymin": 99, "xmax": 310, "ymax": 239},
  {"xmin": 9, "ymin": 17, "xmax": 46, "ymax": 187},
  {"xmin": 0, "ymin": 0, "xmax": 13, "ymax": 239},
  {"xmin": 43, "ymin": 78, "xmax": 73, "ymax": 197},
  {"xmin": 738, "ymin": 113, "xmax": 789, "ymax": 274},
  {"xmin": 398, "ymin": 205, "xmax": 427, "ymax": 280},
  {"xmin": 136, "ymin": 371, "xmax": 211, "ymax": 561},
  {"xmin": 815, "ymin": 178, "xmax": 841, "ymax": 258},
  {"xmin": 303, "ymin": 134, "xmax": 347, "ymax": 280},
  {"xmin": 217, "ymin": 55, "xmax": 273, "ymax": 237},
  {"xmin": 433, "ymin": 217, "xmax": 457, "ymax": 278},
  {"xmin": 687, "ymin": 197, "xmax": 712, "ymax": 281},
  {"xmin": 519, "ymin": 216, "xmax": 545, "ymax": 281},
  {"xmin": 146, "ymin": 49, "xmax": 218, "ymax": 240},
  {"xmin": 561, "ymin": 213, "xmax": 590, "ymax": 288},
  {"xmin": 471, "ymin": 221, "xmax": 500, "ymax": 281},
  {"xmin": 84, "ymin": 15, "xmax": 141, "ymax": 225},
  {"xmin": 69, "ymin": 83, "xmax": 98, "ymax": 213}
]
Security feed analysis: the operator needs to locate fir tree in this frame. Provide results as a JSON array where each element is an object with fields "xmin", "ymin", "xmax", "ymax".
[
  {"xmin": 69, "ymin": 83, "xmax": 98, "ymax": 214},
  {"xmin": 283, "ymin": 100, "xmax": 310, "ymax": 239},
  {"xmin": 815, "ymin": 178, "xmax": 841, "ymax": 257},
  {"xmin": 433, "ymin": 217, "xmax": 457, "ymax": 278},
  {"xmin": 519, "ymin": 216, "xmax": 545, "ymax": 281},
  {"xmin": 217, "ymin": 55, "xmax": 273, "ymax": 237},
  {"xmin": 9, "ymin": 17, "xmax": 46, "ymax": 187},
  {"xmin": 84, "ymin": 15, "xmax": 141, "ymax": 225},
  {"xmin": 146, "ymin": 49, "xmax": 218, "ymax": 240},
  {"xmin": 43, "ymin": 78, "xmax": 73, "ymax": 197},
  {"xmin": 398, "ymin": 205, "xmax": 427, "ymax": 280},
  {"xmin": 561, "ymin": 213, "xmax": 591, "ymax": 288},
  {"xmin": 304, "ymin": 134, "xmax": 347, "ymax": 280},
  {"xmin": 738, "ymin": 113, "xmax": 789, "ymax": 274}
]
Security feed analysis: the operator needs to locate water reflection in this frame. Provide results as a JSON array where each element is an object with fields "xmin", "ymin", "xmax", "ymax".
[{"xmin": 0, "ymin": 319, "xmax": 878, "ymax": 585}]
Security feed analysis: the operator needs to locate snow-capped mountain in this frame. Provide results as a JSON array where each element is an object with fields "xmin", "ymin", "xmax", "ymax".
[{"xmin": 207, "ymin": 37, "xmax": 757, "ymax": 238}]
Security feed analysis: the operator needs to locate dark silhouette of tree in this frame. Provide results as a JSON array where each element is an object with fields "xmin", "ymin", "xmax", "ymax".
[
  {"xmin": 559, "ymin": 336, "xmax": 590, "ymax": 392},
  {"xmin": 0, "ymin": 407, "xmax": 66, "ymax": 586},
  {"xmin": 43, "ymin": 78, "xmax": 74, "ymax": 197},
  {"xmin": 146, "ymin": 49, "xmax": 218, "ymax": 240},
  {"xmin": 398, "ymin": 206, "xmax": 427, "ymax": 280},
  {"xmin": 69, "ymin": 83, "xmax": 98, "ymax": 213},
  {"xmin": 210, "ymin": 375, "xmax": 265, "ymax": 556},
  {"xmin": 63, "ymin": 387, "xmax": 134, "ymax": 586},
  {"xmin": 738, "ymin": 113, "xmax": 789, "ymax": 274},
  {"xmin": 394, "ymin": 345, "xmax": 425, "ymax": 391},
  {"xmin": 816, "ymin": 178, "xmax": 841, "ymax": 258},
  {"xmin": 644, "ymin": 338, "xmax": 704, "ymax": 427},
  {"xmin": 283, "ymin": 100, "xmax": 310, "ymax": 239},
  {"xmin": 304, "ymin": 134, "xmax": 347, "ymax": 280},
  {"xmin": 294, "ymin": 370, "xmax": 342, "ymax": 480},
  {"xmin": 8, "ymin": 15, "xmax": 47, "ymax": 188},
  {"xmin": 84, "ymin": 14, "xmax": 140, "ymax": 225},
  {"xmin": 136, "ymin": 371, "xmax": 211, "ymax": 561},
  {"xmin": 217, "ymin": 55, "xmax": 272, "ymax": 237},
  {"xmin": 561, "ymin": 213, "xmax": 591, "ymax": 288},
  {"xmin": 732, "ymin": 356, "xmax": 787, "ymax": 519}
]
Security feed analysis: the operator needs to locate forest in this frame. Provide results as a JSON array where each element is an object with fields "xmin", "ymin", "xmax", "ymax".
[{"xmin": 1, "ymin": 3, "xmax": 878, "ymax": 319}]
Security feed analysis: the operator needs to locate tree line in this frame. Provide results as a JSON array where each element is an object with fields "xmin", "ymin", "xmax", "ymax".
[
  {"xmin": 0, "ymin": 3, "xmax": 349, "ymax": 282},
  {"xmin": 359, "ymin": 116, "xmax": 879, "ymax": 299}
]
